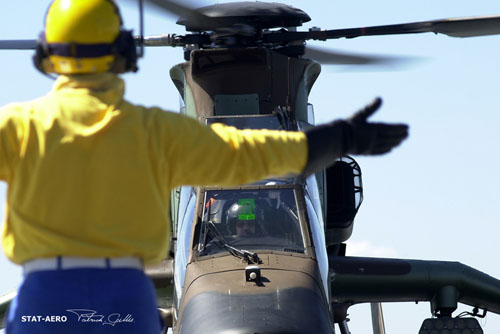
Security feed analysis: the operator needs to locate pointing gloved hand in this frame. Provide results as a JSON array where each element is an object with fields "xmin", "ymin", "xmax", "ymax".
[
  {"xmin": 302, "ymin": 97, "xmax": 409, "ymax": 175},
  {"xmin": 346, "ymin": 97, "xmax": 408, "ymax": 155}
]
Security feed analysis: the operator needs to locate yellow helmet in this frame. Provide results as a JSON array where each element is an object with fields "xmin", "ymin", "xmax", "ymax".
[{"xmin": 34, "ymin": 0, "xmax": 137, "ymax": 74}]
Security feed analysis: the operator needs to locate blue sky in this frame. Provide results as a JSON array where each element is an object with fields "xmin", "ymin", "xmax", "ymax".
[{"xmin": 1, "ymin": 1, "xmax": 500, "ymax": 333}]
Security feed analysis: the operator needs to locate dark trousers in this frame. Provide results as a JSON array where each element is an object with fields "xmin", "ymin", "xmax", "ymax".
[{"xmin": 6, "ymin": 268, "xmax": 163, "ymax": 333}]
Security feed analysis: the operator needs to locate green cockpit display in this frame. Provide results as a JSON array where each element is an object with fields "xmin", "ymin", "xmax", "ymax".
[{"xmin": 237, "ymin": 198, "xmax": 256, "ymax": 220}]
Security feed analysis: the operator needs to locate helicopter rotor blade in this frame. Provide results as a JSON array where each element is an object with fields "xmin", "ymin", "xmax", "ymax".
[
  {"xmin": 304, "ymin": 46, "xmax": 410, "ymax": 67},
  {"xmin": 264, "ymin": 15, "xmax": 500, "ymax": 44},
  {"xmin": 316, "ymin": 15, "xmax": 500, "ymax": 39},
  {"xmin": 0, "ymin": 40, "xmax": 37, "ymax": 50},
  {"xmin": 142, "ymin": 0, "xmax": 219, "ymax": 30}
]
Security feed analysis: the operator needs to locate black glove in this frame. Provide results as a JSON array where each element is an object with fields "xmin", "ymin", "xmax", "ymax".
[
  {"xmin": 303, "ymin": 97, "xmax": 409, "ymax": 175},
  {"xmin": 346, "ymin": 97, "xmax": 408, "ymax": 154}
]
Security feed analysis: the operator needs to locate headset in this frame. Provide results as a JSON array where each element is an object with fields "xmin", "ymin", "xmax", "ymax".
[{"xmin": 33, "ymin": 0, "xmax": 138, "ymax": 75}]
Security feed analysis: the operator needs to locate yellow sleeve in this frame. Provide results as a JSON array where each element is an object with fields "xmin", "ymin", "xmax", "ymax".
[
  {"xmin": 0, "ymin": 105, "xmax": 25, "ymax": 181},
  {"xmin": 159, "ymin": 112, "xmax": 308, "ymax": 188}
]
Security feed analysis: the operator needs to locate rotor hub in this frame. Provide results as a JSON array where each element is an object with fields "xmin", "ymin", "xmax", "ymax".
[{"xmin": 176, "ymin": 2, "xmax": 311, "ymax": 32}]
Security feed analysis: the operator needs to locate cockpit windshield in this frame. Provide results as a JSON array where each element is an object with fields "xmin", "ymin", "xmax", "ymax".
[
  {"xmin": 205, "ymin": 115, "xmax": 285, "ymax": 130},
  {"xmin": 197, "ymin": 188, "xmax": 305, "ymax": 257}
]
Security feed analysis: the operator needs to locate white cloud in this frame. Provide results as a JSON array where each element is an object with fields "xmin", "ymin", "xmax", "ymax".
[{"xmin": 346, "ymin": 240, "xmax": 398, "ymax": 258}]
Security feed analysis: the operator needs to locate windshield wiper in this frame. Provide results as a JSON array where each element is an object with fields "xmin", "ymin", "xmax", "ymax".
[{"xmin": 205, "ymin": 221, "xmax": 261, "ymax": 264}]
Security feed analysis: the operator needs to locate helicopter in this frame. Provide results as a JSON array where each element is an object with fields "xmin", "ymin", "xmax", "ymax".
[{"xmin": 0, "ymin": 0, "xmax": 500, "ymax": 334}]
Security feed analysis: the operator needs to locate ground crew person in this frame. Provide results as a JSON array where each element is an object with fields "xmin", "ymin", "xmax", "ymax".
[{"xmin": 1, "ymin": 0, "xmax": 408, "ymax": 333}]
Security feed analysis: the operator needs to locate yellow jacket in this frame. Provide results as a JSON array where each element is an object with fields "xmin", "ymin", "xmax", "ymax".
[{"xmin": 0, "ymin": 73, "xmax": 307, "ymax": 264}]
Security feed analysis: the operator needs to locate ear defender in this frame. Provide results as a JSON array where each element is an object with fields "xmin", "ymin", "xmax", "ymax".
[
  {"xmin": 33, "ymin": 33, "xmax": 50, "ymax": 74},
  {"xmin": 112, "ymin": 30, "xmax": 138, "ymax": 73}
]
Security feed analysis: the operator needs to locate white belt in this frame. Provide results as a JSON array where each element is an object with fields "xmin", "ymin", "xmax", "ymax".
[{"xmin": 23, "ymin": 256, "xmax": 143, "ymax": 275}]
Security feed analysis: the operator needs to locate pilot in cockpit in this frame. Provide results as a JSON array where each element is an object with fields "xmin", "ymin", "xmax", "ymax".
[
  {"xmin": 226, "ymin": 199, "xmax": 264, "ymax": 238},
  {"xmin": 200, "ymin": 191, "xmax": 304, "ymax": 255}
]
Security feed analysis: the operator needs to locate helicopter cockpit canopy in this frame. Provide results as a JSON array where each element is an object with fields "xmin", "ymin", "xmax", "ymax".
[{"xmin": 197, "ymin": 187, "xmax": 305, "ymax": 257}]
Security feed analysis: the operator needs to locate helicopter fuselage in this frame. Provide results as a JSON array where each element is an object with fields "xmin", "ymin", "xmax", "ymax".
[{"xmin": 168, "ymin": 46, "xmax": 337, "ymax": 333}]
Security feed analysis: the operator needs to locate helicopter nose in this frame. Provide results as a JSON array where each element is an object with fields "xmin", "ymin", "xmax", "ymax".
[{"xmin": 178, "ymin": 287, "xmax": 332, "ymax": 334}]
